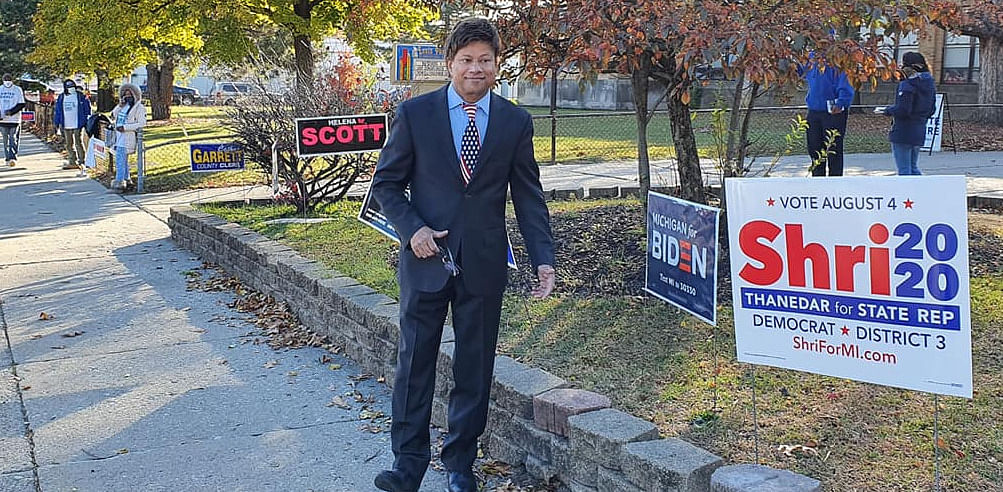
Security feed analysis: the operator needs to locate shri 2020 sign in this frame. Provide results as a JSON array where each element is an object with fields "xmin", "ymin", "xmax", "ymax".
[{"xmin": 726, "ymin": 176, "xmax": 972, "ymax": 398}]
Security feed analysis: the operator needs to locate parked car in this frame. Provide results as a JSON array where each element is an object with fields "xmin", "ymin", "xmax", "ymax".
[
  {"xmin": 211, "ymin": 81, "xmax": 266, "ymax": 106},
  {"xmin": 139, "ymin": 84, "xmax": 202, "ymax": 105}
]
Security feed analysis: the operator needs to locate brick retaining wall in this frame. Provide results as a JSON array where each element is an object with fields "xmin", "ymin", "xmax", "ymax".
[{"xmin": 169, "ymin": 204, "xmax": 820, "ymax": 492}]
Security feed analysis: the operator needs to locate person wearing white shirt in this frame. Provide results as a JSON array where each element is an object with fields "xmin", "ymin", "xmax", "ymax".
[
  {"xmin": 0, "ymin": 73, "xmax": 26, "ymax": 167},
  {"xmin": 54, "ymin": 79, "xmax": 92, "ymax": 170}
]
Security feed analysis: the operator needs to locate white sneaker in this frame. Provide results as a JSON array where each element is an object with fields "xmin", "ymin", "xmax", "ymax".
[{"xmin": 5, "ymin": 160, "xmax": 13, "ymax": 167}]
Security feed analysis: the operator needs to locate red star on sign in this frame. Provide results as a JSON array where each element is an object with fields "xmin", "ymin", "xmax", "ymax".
[
  {"xmin": 767, "ymin": 198, "xmax": 775, "ymax": 206},
  {"xmin": 904, "ymin": 199, "xmax": 914, "ymax": 209},
  {"xmin": 841, "ymin": 326, "xmax": 849, "ymax": 336}
]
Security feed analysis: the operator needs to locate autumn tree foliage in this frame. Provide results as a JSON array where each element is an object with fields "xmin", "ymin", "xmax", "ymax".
[
  {"xmin": 676, "ymin": 1, "xmax": 962, "ymax": 177},
  {"xmin": 494, "ymin": 0, "xmax": 977, "ymax": 200}
]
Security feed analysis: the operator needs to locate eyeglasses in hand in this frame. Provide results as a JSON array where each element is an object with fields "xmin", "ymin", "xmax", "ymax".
[{"xmin": 439, "ymin": 244, "xmax": 461, "ymax": 277}]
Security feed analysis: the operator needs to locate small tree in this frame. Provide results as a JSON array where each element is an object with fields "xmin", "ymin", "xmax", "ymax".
[{"xmin": 226, "ymin": 58, "xmax": 399, "ymax": 212}]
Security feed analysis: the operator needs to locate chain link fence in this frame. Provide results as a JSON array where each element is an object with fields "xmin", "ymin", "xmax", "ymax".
[{"xmin": 530, "ymin": 104, "xmax": 1003, "ymax": 166}]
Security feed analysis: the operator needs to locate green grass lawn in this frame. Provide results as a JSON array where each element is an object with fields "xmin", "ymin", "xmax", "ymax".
[
  {"xmin": 89, "ymin": 101, "xmax": 892, "ymax": 192},
  {"xmin": 525, "ymin": 106, "xmax": 890, "ymax": 164},
  {"xmin": 200, "ymin": 198, "xmax": 1003, "ymax": 491}
]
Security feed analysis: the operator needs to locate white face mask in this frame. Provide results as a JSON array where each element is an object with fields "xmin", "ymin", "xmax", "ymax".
[{"xmin": 2, "ymin": 81, "xmax": 11, "ymax": 88}]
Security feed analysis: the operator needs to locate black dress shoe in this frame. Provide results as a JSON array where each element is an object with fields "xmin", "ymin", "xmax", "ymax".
[
  {"xmin": 446, "ymin": 470, "xmax": 477, "ymax": 492},
  {"xmin": 374, "ymin": 469, "xmax": 415, "ymax": 492}
]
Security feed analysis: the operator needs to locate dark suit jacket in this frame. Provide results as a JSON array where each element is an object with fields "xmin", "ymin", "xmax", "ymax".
[{"xmin": 372, "ymin": 86, "xmax": 555, "ymax": 295}]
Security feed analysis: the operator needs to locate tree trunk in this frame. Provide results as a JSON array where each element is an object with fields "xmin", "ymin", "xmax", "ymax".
[
  {"xmin": 293, "ymin": 0, "xmax": 314, "ymax": 90},
  {"xmin": 550, "ymin": 67, "xmax": 558, "ymax": 166},
  {"xmin": 977, "ymin": 35, "xmax": 1003, "ymax": 125},
  {"xmin": 631, "ymin": 60, "xmax": 651, "ymax": 202},
  {"xmin": 724, "ymin": 70, "xmax": 746, "ymax": 177},
  {"xmin": 668, "ymin": 85, "xmax": 704, "ymax": 204},
  {"xmin": 95, "ymin": 69, "xmax": 114, "ymax": 113},
  {"xmin": 146, "ymin": 58, "xmax": 175, "ymax": 121},
  {"xmin": 736, "ymin": 82, "xmax": 760, "ymax": 169}
]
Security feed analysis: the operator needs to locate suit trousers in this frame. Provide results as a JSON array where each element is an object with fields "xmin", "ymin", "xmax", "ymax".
[
  {"xmin": 391, "ymin": 271, "xmax": 503, "ymax": 484},
  {"xmin": 807, "ymin": 110, "xmax": 848, "ymax": 176}
]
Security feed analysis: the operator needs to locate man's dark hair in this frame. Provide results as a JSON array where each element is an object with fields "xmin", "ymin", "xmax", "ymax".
[
  {"xmin": 444, "ymin": 18, "xmax": 500, "ymax": 60},
  {"xmin": 1, "ymin": 74, "xmax": 11, "ymax": 82}
]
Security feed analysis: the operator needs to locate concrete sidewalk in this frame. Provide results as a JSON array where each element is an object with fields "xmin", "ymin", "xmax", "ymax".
[{"xmin": 0, "ymin": 133, "xmax": 447, "ymax": 491}]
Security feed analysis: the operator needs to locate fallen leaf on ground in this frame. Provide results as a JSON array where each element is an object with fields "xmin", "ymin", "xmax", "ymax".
[
  {"xmin": 778, "ymin": 444, "xmax": 819, "ymax": 457},
  {"xmin": 263, "ymin": 359, "xmax": 280, "ymax": 369},
  {"xmin": 327, "ymin": 396, "xmax": 352, "ymax": 409},
  {"xmin": 61, "ymin": 331, "xmax": 85, "ymax": 338},
  {"xmin": 38, "ymin": 312, "xmax": 53, "ymax": 320}
]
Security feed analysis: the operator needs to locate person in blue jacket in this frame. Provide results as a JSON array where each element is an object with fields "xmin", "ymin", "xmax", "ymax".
[
  {"xmin": 801, "ymin": 55, "xmax": 855, "ymax": 176},
  {"xmin": 875, "ymin": 52, "xmax": 937, "ymax": 175},
  {"xmin": 54, "ymin": 79, "xmax": 92, "ymax": 170}
]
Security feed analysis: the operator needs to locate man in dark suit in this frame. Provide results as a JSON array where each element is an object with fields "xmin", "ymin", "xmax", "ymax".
[{"xmin": 372, "ymin": 18, "xmax": 556, "ymax": 492}]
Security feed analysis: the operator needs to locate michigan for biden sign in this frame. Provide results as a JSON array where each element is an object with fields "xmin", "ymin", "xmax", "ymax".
[
  {"xmin": 296, "ymin": 114, "xmax": 388, "ymax": 158},
  {"xmin": 645, "ymin": 191, "xmax": 721, "ymax": 325},
  {"xmin": 190, "ymin": 143, "xmax": 245, "ymax": 172},
  {"xmin": 726, "ymin": 176, "xmax": 972, "ymax": 397}
]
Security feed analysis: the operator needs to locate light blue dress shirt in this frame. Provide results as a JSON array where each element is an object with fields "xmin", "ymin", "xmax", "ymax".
[{"xmin": 447, "ymin": 83, "xmax": 489, "ymax": 163}]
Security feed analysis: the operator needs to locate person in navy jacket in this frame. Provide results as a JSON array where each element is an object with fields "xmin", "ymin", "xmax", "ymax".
[
  {"xmin": 875, "ymin": 52, "xmax": 937, "ymax": 175},
  {"xmin": 371, "ymin": 18, "xmax": 556, "ymax": 492},
  {"xmin": 801, "ymin": 55, "xmax": 855, "ymax": 176},
  {"xmin": 54, "ymin": 79, "xmax": 92, "ymax": 170}
]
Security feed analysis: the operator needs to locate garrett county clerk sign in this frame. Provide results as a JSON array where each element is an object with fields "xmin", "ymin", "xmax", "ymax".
[{"xmin": 295, "ymin": 114, "xmax": 388, "ymax": 158}]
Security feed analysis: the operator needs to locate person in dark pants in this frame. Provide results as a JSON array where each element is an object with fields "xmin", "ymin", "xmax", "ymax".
[
  {"xmin": 875, "ymin": 51, "xmax": 937, "ymax": 175},
  {"xmin": 371, "ymin": 18, "xmax": 556, "ymax": 492},
  {"xmin": 801, "ymin": 57, "xmax": 855, "ymax": 176}
]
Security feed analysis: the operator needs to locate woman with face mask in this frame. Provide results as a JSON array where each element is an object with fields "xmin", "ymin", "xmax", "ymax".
[
  {"xmin": 874, "ymin": 52, "xmax": 937, "ymax": 175},
  {"xmin": 109, "ymin": 83, "xmax": 146, "ymax": 192}
]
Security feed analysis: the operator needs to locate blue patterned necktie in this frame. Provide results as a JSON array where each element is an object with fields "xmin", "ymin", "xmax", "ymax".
[{"xmin": 459, "ymin": 103, "xmax": 479, "ymax": 184}]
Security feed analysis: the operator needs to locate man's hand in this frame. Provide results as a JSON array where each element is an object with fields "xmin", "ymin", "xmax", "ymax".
[
  {"xmin": 116, "ymin": 125, "xmax": 125, "ymax": 132},
  {"xmin": 409, "ymin": 226, "xmax": 448, "ymax": 259},
  {"xmin": 829, "ymin": 105, "xmax": 843, "ymax": 114},
  {"xmin": 532, "ymin": 264, "xmax": 555, "ymax": 299}
]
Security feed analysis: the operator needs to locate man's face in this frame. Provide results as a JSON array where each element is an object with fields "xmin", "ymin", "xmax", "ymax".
[{"xmin": 447, "ymin": 41, "xmax": 497, "ymax": 103}]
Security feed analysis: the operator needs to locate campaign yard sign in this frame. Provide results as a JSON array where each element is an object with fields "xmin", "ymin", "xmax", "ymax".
[
  {"xmin": 358, "ymin": 183, "xmax": 518, "ymax": 270},
  {"xmin": 394, "ymin": 44, "xmax": 448, "ymax": 82},
  {"xmin": 921, "ymin": 93, "xmax": 946, "ymax": 153},
  {"xmin": 726, "ymin": 176, "xmax": 972, "ymax": 397},
  {"xmin": 296, "ymin": 114, "xmax": 388, "ymax": 158},
  {"xmin": 645, "ymin": 191, "xmax": 721, "ymax": 325},
  {"xmin": 20, "ymin": 111, "xmax": 34, "ymax": 123},
  {"xmin": 190, "ymin": 143, "xmax": 245, "ymax": 172}
]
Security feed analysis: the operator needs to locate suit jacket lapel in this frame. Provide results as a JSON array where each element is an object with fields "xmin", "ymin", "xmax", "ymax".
[{"xmin": 432, "ymin": 86, "xmax": 466, "ymax": 186}]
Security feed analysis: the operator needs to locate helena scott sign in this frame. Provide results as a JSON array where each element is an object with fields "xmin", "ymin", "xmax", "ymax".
[{"xmin": 295, "ymin": 114, "xmax": 388, "ymax": 158}]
